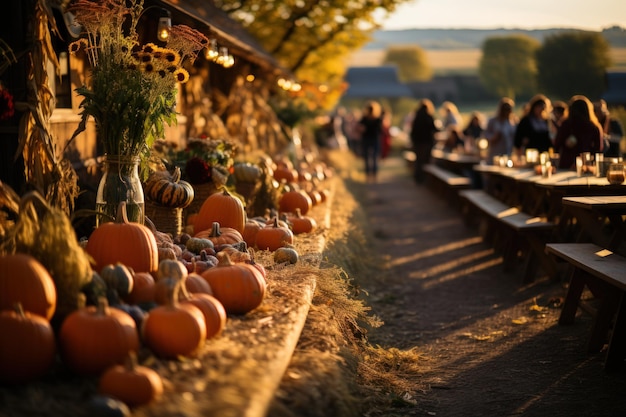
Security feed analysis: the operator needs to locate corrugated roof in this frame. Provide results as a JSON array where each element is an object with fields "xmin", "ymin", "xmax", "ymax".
[
  {"xmin": 155, "ymin": 0, "xmax": 290, "ymax": 76},
  {"xmin": 342, "ymin": 66, "xmax": 414, "ymax": 98}
]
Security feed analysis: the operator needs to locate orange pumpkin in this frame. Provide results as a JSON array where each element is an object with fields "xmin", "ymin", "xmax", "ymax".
[
  {"xmin": 287, "ymin": 208, "xmax": 318, "ymax": 234},
  {"xmin": 59, "ymin": 298, "xmax": 140, "ymax": 375},
  {"xmin": 0, "ymin": 303, "xmax": 56, "ymax": 384},
  {"xmin": 142, "ymin": 281, "xmax": 206, "ymax": 358},
  {"xmin": 195, "ymin": 222, "xmax": 243, "ymax": 246},
  {"xmin": 179, "ymin": 286, "xmax": 227, "ymax": 340},
  {"xmin": 125, "ymin": 272, "xmax": 156, "ymax": 305},
  {"xmin": 0, "ymin": 253, "xmax": 57, "ymax": 321},
  {"xmin": 86, "ymin": 202, "xmax": 159, "ymax": 274},
  {"xmin": 201, "ymin": 253, "xmax": 266, "ymax": 315},
  {"xmin": 279, "ymin": 190, "xmax": 312, "ymax": 215},
  {"xmin": 185, "ymin": 272, "xmax": 213, "ymax": 295},
  {"xmin": 99, "ymin": 353, "xmax": 163, "ymax": 406},
  {"xmin": 194, "ymin": 189, "xmax": 246, "ymax": 235},
  {"xmin": 242, "ymin": 219, "xmax": 262, "ymax": 248},
  {"xmin": 255, "ymin": 217, "xmax": 294, "ymax": 251}
]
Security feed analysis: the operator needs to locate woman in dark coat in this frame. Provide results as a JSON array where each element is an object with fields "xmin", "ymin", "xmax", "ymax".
[
  {"xmin": 357, "ymin": 101, "xmax": 384, "ymax": 183},
  {"xmin": 409, "ymin": 99, "xmax": 439, "ymax": 183}
]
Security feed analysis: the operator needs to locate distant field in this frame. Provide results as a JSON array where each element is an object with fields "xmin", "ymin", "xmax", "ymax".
[{"xmin": 348, "ymin": 47, "xmax": 626, "ymax": 73}]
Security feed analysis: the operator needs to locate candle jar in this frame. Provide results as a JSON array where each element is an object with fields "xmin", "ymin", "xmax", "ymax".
[{"xmin": 606, "ymin": 163, "xmax": 625, "ymax": 185}]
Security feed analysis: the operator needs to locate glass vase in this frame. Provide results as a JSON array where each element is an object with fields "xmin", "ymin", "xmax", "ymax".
[{"xmin": 95, "ymin": 155, "xmax": 145, "ymax": 226}]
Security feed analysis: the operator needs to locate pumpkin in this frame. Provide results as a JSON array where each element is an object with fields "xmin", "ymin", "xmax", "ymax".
[
  {"xmin": 217, "ymin": 245, "xmax": 252, "ymax": 263},
  {"xmin": 233, "ymin": 162, "xmax": 262, "ymax": 183},
  {"xmin": 0, "ymin": 253, "xmax": 57, "ymax": 321},
  {"xmin": 201, "ymin": 253, "xmax": 266, "ymax": 315},
  {"xmin": 274, "ymin": 246, "xmax": 299, "ymax": 264},
  {"xmin": 88, "ymin": 396, "xmax": 131, "ymax": 417},
  {"xmin": 157, "ymin": 259, "xmax": 188, "ymax": 282},
  {"xmin": 184, "ymin": 237, "xmax": 215, "ymax": 254},
  {"xmin": 279, "ymin": 190, "xmax": 312, "ymax": 215},
  {"xmin": 99, "ymin": 353, "xmax": 163, "ymax": 407},
  {"xmin": 273, "ymin": 165, "xmax": 299, "ymax": 183},
  {"xmin": 86, "ymin": 202, "xmax": 159, "ymax": 274},
  {"xmin": 100, "ymin": 263, "xmax": 134, "ymax": 298},
  {"xmin": 142, "ymin": 281, "xmax": 206, "ymax": 358},
  {"xmin": 185, "ymin": 272, "xmax": 213, "ymax": 295},
  {"xmin": 125, "ymin": 272, "xmax": 156, "ymax": 305},
  {"xmin": 287, "ymin": 208, "xmax": 317, "ymax": 234},
  {"xmin": 59, "ymin": 297, "xmax": 140, "ymax": 375},
  {"xmin": 194, "ymin": 189, "xmax": 246, "ymax": 234},
  {"xmin": 191, "ymin": 250, "xmax": 219, "ymax": 274},
  {"xmin": 255, "ymin": 217, "xmax": 294, "ymax": 252},
  {"xmin": 195, "ymin": 222, "xmax": 244, "ymax": 246},
  {"xmin": 145, "ymin": 167, "xmax": 194, "ymax": 208},
  {"xmin": 242, "ymin": 219, "xmax": 262, "ymax": 248},
  {"xmin": 0, "ymin": 303, "xmax": 56, "ymax": 384},
  {"xmin": 178, "ymin": 286, "xmax": 226, "ymax": 340}
]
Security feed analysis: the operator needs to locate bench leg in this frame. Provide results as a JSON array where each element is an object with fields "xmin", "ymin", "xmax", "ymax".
[
  {"xmin": 588, "ymin": 282, "xmax": 621, "ymax": 353},
  {"xmin": 605, "ymin": 292, "xmax": 626, "ymax": 372},
  {"xmin": 524, "ymin": 233, "xmax": 560, "ymax": 283},
  {"xmin": 559, "ymin": 269, "xmax": 586, "ymax": 325}
]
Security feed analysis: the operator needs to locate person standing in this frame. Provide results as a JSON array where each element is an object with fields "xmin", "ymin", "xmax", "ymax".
[
  {"xmin": 513, "ymin": 94, "xmax": 553, "ymax": 156},
  {"xmin": 484, "ymin": 97, "xmax": 517, "ymax": 162},
  {"xmin": 409, "ymin": 99, "xmax": 440, "ymax": 183},
  {"xmin": 357, "ymin": 101, "xmax": 384, "ymax": 183},
  {"xmin": 594, "ymin": 99, "xmax": 624, "ymax": 158},
  {"xmin": 553, "ymin": 95, "xmax": 604, "ymax": 170}
]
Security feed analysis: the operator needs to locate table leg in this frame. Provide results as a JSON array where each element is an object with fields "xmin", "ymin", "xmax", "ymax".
[
  {"xmin": 604, "ymin": 291, "xmax": 626, "ymax": 372},
  {"xmin": 559, "ymin": 269, "xmax": 586, "ymax": 325}
]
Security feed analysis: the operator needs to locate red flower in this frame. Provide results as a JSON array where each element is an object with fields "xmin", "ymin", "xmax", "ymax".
[
  {"xmin": 0, "ymin": 87, "xmax": 15, "ymax": 120},
  {"xmin": 185, "ymin": 157, "xmax": 212, "ymax": 184}
]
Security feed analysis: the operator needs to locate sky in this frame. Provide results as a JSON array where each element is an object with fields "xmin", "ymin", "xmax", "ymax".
[{"xmin": 379, "ymin": 0, "xmax": 626, "ymax": 31}]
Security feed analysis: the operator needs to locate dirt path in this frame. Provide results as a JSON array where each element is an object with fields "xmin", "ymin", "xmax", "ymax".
[{"xmin": 354, "ymin": 155, "xmax": 626, "ymax": 416}]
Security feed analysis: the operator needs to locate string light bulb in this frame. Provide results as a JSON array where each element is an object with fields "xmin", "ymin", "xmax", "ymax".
[
  {"xmin": 204, "ymin": 39, "xmax": 219, "ymax": 61},
  {"xmin": 156, "ymin": 12, "xmax": 172, "ymax": 41}
]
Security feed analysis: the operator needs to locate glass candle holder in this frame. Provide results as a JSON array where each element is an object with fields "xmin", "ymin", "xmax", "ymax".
[{"xmin": 607, "ymin": 163, "xmax": 625, "ymax": 185}]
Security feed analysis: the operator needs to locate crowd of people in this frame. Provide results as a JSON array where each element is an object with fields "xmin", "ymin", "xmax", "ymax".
[{"xmin": 320, "ymin": 95, "xmax": 624, "ymax": 185}]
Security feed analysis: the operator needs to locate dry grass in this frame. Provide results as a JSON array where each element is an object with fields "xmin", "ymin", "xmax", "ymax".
[
  {"xmin": 267, "ymin": 150, "xmax": 426, "ymax": 417},
  {"xmin": 0, "ymin": 151, "xmax": 425, "ymax": 417}
]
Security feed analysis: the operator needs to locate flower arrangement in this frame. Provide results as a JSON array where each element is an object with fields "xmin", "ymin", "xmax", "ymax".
[
  {"xmin": 154, "ymin": 136, "xmax": 237, "ymax": 187},
  {"xmin": 68, "ymin": 0, "xmax": 209, "ymax": 157}
]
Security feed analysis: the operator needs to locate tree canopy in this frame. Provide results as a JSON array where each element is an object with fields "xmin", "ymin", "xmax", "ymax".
[
  {"xmin": 536, "ymin": 31, "xmax": 612, "ymax": 101},
  {"xmin": 383, "ymin": 45, "xmax": 432, "ymax": 82},
  {"xmin": 478, "ymin": 35, "xmax": 540, "ymax": 100},
  {"xmin": 215, "ymin": 0, "xmax": 409, "ymax": 109}
]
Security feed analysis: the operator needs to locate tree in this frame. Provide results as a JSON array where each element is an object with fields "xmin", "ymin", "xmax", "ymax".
[
  {"xmin": 536, "ymin": 31, "xmax": 612, "ymax": 100},
  {"xmin": 215, "ymin": 0, "xmax": 408, "ymax": 110},
  {"xmin": 383, "ymin": 45, "xmax": 432, "ymax": 82},
  {"xmin": 478, "ymin": 35, "xmax": 540, "ymax": 100}
]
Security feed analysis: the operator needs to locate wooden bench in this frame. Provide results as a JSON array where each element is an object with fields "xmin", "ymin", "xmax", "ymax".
[
  {"xmin": 458, "ymin": 189, "xmax": 557, "ymax": 282},
  {"xmin": 545, "ymin": 243, "xmax": 626, "ymax": 371},
  {"xmin": 422, "ymin": 163, "xmax": 471, "ymax": 205}
]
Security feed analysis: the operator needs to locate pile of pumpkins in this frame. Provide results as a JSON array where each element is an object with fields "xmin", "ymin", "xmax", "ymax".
[{"xmin": 0, "ymin": 155, "xmax": 331, "ymax": 407}]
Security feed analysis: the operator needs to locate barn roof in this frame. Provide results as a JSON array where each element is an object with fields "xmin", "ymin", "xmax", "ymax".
[
  {"xmin": 155, "ymin": 0, "xmax": 290, "ymax": 76},
  {"xmin": 342, "ymin": 66, "xmax": 414, "ymax": 99}
]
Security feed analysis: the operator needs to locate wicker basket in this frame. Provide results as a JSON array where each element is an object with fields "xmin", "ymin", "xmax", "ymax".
[{"xmin": 145, "ymin": 200, "xmax": 183, "ymax": 236}]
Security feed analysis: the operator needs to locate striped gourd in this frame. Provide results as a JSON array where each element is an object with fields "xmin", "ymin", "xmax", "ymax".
[{"xmin": 145, "ymin": 167, "xmax": 194, "ymax": 208}]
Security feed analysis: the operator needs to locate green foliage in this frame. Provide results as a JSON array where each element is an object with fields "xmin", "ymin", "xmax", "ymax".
[
  {"xmin": 478, "ymin": 35, "xmax": 540, "ymax": 100},
  {"xmin": 536, "ymin": 31, "xmax": 612, "ymax": 101},
  {"xmin": 67, "ymin": 0, "xmax": 208, "ymax": 158},
  {"xmin": 383, "ymin": 46, "xmax": 432, "ymax": 82},
  {"xmin": 216, "ymin": 0, "xmax": 408, "ymax": 110}
]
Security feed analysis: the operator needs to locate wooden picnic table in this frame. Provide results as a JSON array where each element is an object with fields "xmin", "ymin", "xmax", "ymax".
[
  {"xmin": 430, "ymin": 148, "xmax": 482, "ymax": 176},
  {"xmin": 560, "ymin": 196, "xmax": 626, "ymax": 256}
]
